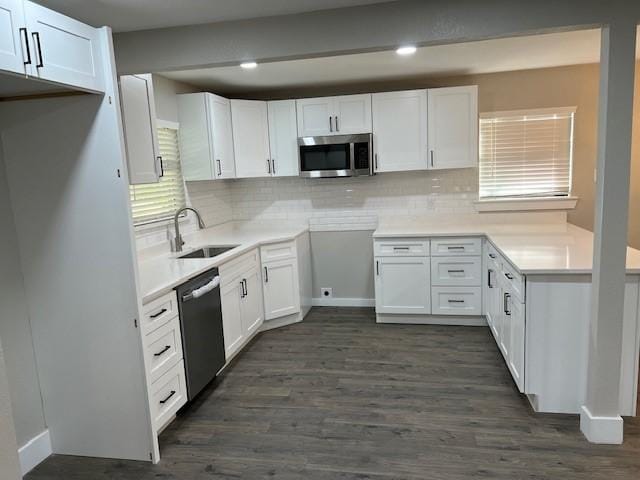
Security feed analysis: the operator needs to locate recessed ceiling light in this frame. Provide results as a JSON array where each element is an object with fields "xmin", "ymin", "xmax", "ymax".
[
  {"xmin": 240, "ymin": 61, "xmax": 258, "ymax": 69},
  {"xmin": 396, "ymin": 45, "xmax": 417, "ymax": 56}
]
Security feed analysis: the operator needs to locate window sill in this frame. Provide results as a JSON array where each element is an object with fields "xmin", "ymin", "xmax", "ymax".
[{"xmin": 474, "ymin": 196, "xmax": 579, "ymax": 213}]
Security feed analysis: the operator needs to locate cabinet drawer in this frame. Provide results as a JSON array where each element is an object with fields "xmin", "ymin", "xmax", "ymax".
[
  {"xmin": 219, "ymin": 249, "xmax": 259, "ymax": 285},
  {"xmin": 502, "ymin": 260, "xmax": 525, "ymax": 302},
  {"xmin": 431, "ymin": 287, "xmax": 482, "ymax": 315},
  {"xmin": 374, "ymin": 239, "xmax": 430, "ymax": 257},
  {"xmin": 431, "ymin": 257, "xmax": 482, "ymax": 286},
  {"xmin": 260, "ymin": 240, "xmax": 297, "ymax": 262},
  {"xmin": 431, "ymin": 237, "xmax": 481, "ymax": 256},
  {"xmin": 142, "ymin": 290, "xmax": 178, "ymax": 335},
  {"xmin": 151, "ymin": 360, "xmax": 187, "ymax": 430},
  {"xmin": 143, "ymin": 316, "xmax": 184, "ymax": 383}
]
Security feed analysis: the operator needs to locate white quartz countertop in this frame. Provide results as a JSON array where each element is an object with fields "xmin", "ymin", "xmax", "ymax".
[
  {"xmin": 373, "ymin": 221, "xmax": 640, "ymax": 275},
  {"xmin": 137, "ymin": 222, "xmax": 308, "ymax": 304}
]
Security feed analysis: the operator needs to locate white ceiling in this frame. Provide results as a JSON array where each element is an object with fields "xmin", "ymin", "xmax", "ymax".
[
  {"xmin": 161, "ymin": 29, "xmax": 613, "ymax": 95},
  {"xmin": 35, "ymin": 0, "xmax": 397, "ymax": 32}
]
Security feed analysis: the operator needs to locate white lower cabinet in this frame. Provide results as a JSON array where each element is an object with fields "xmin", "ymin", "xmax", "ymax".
[
  {"xmin": 141, "ymin": 290, "xmax": 187, "ymax": 432},
  {"xmin": 375, "ymin": 256, "xmax": 431, "ymax": 314},
  {"xmin": 220, "ymin": 249, "xmax": 264, "ymax": 359},
  {"xmin": 262, "ymin": 253, "xmax": 301, "ymax": 320}
]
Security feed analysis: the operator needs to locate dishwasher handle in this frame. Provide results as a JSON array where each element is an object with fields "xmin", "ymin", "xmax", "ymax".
[{"xmin": 182, "ymin": 276, "xmax": 220, "ymax": 302}]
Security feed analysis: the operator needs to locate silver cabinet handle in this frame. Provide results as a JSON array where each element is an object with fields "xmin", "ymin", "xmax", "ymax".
[
  {"xmin": 448, "ymin": 299, "xmax": 465, "ymax": 304},
  {"xmin": 335, "ymin": 116, "xmax": 339, "ymax": 132},
  {"xmin": 447, "ymin": 246, "xmax": 465, "ymax": 250},
  {"xmin": 505, "ymin": 272, "xmax": 514, "ymax": 280},
  {"xmin": 447, "ymin": 269, "xmax": 465, "ymax": 273},
  {"xmin": 374, "ymin": 153, "xmax": 378, "ymax": 171},
  {"xmin": 430, "ymin": 150, "xmax": 434, "ymax": 167},
  {"xmin": 489, "ymin": 253, "xmax": 496, "ymax": 259},
  {"xmin": 264, "ymin": 266, "xmax": 268, "ymax": 283},
  {"xmin": 271, "ymin": 159, "xmax": 276, "ymax": 175},
  {"xmin": 267, "ymin": 159, "xmax": 271, "ymax": 174},
  {"xmin": 216, "ymin": 159, "xmax": 222, "ymax": 176},
  {"xmin": 158, "ymin": 156, "xmax": 164, "ymax": 177},
  {"xmin": 329, "ymin": 116, "xmax": 333, "ymax": 132},
  {"xmin": 376, "ymin": 260, "xmax": 379, "ymax": 276},
  {"xmin": 504, "ymin": 293, "xmax": 511, "ymax": 315},
  {"xmin": 487, "ymin": 269, "xmax": 494, "ymax": 288},
  {"xmin": 154, "ymin": 345, "xmax": 171, "ymax": 357}
]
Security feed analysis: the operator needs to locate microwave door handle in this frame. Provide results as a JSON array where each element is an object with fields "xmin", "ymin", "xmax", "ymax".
[{"xmin": 349, "ymin": 142, "xmax": 355, "ymax": 174}]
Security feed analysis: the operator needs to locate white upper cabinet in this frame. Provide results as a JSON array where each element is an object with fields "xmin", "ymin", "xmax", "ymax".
[
  {"xmin": 120, "ymin": 74, "xmax": 161, "ymax": 185},
  {"xmin": 297, "ymin": 94, "xmax": 372, "ymax": 136},
  {"xmin": 0, "ymin": 0, "xmax": 28, "ymax": 75},
  {"xmin": 267, "ymin": 100, "xmax": 298, "ymax": 177},
  {"xmin": 231, "ymin": 99, "xmax": 271, "ymax": 178},
  {"xmin": 372, "ymin": 90, "xmax": 428, "ymax": 173},
  {"xmin": 427, "ymin": 85, "xmax": 478, "ymax": 170},
  {"xmin": 178, "ymin": 92, "xmax": 236, "ymax": 181},
  {"xmin": 23, "ymin": 0, "xmax": 103, "ymax": 92}
]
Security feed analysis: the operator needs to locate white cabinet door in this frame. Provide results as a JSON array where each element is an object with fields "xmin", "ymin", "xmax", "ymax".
[
  {"xmin": 208, "ymin": 94, "xmax": 236, "ymax": 179},
  {"xmin": 427, "ymin": 86, "xmax": 478, "ymax": 170},
  {"xmin": 296, "ymin": 97, "xmax": 333, "ymax": 136},
  {"xmin": 231, "ymin": 99, "xmax": 271, "ymax": 178},
  {"xmin": 24, "ymin": 0, "xmax": 103, "ymax": 92},
  {"xmin": 333, "ymin": 94, "xmax": 372, "ymax": 134},
  {"xmin": 0, "ymin": 0, "xmax": 28, "ymax": 75},
  {"xmin": 372, "ymin": 90, "xmax": 427, "ymax": 173},
  {"xmin": 178, "ymin": 93, "xmax": 214, "ymax": 181},
  {"xmin": 268, "ymin": 100, "xmax": 298, "ymax": 177},
  {"xmin": 220, "ymin": 279, "xmax": 245, "ymax": 359},
  {"xmin": 263, "ymin": 258, "xmax": 301, "ymax": 320},
  {"xmin": 375, "ymin": 257, "xmax": 430, "ymax": 314},
  {"xmin": 120, "ymin": 74, "xmax": 161, "ymax": 185},
  {"xmin": 240, "ymin": 266, "xmax": 264, "ymax": 336},
  {"xmin": 508, "ymin": 297, "xmax": 525, "ymax": 392}
]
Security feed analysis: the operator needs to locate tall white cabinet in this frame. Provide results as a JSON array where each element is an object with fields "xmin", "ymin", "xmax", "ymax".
[
  {"xmin": 297, "ymin": 94, "xmax": 372, "ymax": 136},
  {"xmin": 178, "ymin": 92, "xmax": 236, "ymax": 181},
  {"xmin": 427, "ymin": 86, "xmax": 478, "ymax": 170},
  {"xmin": 267, "ymin": 100, "xmax": 299, "ymax": 177},
  {"xmin": 372, "ymin": 90, "xmax": 428, "ymax": 173},
  {"xmin": 120, "ymin": 74, "xmax": 162, "ymax": 185}
]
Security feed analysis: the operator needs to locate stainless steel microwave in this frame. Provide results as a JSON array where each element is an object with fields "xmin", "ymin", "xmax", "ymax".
[{"xmin": 298, "ymin": 134, "xmax": 373, "ymax": 178}]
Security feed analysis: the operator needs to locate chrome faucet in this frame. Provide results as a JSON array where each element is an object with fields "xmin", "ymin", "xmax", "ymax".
[{"xmin": 173, "ymin": 207, "xmax": 206, "ymax": 252}]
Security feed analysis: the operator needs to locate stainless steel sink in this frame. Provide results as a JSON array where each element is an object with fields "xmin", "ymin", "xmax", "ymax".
[{"xmin": 178, "ymin": 245, "xmax": 239, "ymax": 259}]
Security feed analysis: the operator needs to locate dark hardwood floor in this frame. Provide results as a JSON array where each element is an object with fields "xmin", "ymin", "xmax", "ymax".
[{"xmin": 27, "ymin": 307, "xmax": 640, "ymax": 479}]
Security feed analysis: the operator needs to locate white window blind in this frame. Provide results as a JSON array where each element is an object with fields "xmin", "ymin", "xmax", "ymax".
[
  {"xmin": 130, "ymin": 126, "xmax": 186, "ymax": 225},
  {"xmin": 479, "ymin": 107, "xmax": 575, "ymax": 199}
]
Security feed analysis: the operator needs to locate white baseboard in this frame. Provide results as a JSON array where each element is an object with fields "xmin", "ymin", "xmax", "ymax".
[
  {"xmin": 18, "ymin": 429, "xmax": 51, "ymax": 475},
  {"xmin": 312, "ymin": 297, "xmax": 375, "ymax": 307},
  {"xmin": 376, "ymin": 314, "xmax": 487, "ymax": 326},
  {"xmin": 580, "ymin": 405, "xmax": 623, "ymax": 444}
]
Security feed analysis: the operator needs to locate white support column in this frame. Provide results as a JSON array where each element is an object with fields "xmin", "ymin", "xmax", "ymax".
[{"xmin": 580, "ymin": 22, "xmax": 638, "ymax": 444}]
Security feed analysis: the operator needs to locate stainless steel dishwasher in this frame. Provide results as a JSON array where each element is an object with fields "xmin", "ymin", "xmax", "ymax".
[{"xmin": 176, "ymin": 268, "xmax": 226, "ymax": 400}]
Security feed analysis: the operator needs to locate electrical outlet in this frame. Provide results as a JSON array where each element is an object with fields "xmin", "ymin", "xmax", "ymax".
[{"xmin": 321, "ymin": 287, "xmax": 333, "ymax": 298}]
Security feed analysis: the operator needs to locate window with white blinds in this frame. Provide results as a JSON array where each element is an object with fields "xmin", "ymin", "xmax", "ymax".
[
  {"xmin": 479, "ymin": 107, "xmax": 575, "ymax": 199},
  {"xmin": 129, "ymin": 126, "xmax": 186, "ymax": 225}
]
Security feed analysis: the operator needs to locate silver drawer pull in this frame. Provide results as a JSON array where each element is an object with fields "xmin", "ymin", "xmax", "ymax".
[
  {"xmin": 393, "ymin": 247, "xmax": 410, "ymax": 250},
  {"xmin": 489, "ymin": 253, "xmax": 496, "ymax": 259},
  {"xmin": 447, "ymin": 246, "xmax": 465, "ymax": 250},
  {"xmin": 505, "ymin": 272, "xmax": 514, "ymax": 280},
  {"xmin": 447, "ymin": 269, "xmax": 465, "ymax": 274},
  {"xmin": 154, "ymin": 345, "xmax": 171, "ymax": 357},
  {"xmin": 149, "ymin": 308, "xmax": 167, "ymax": 319},
  {"xmin": 448, "ymin": 299, "xmax": 465, "ymax": 303}
]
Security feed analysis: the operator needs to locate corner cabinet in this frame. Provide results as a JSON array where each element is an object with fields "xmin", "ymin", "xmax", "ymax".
[
  {"xmin": 427, "ymin": 86, "xmax": 478, "ymax": 170},
  {"xmin": 120, "ymin": 74, "xmax": 162, "ymax": 185},
  {"xmin": 231, "ymin": 99, "xmax": 272, "ymax": 178},
  {"xmin": 178, "ymin": 92, "xmax": 236, "ymax": 181},
  {"xmin": 296, "ymin": 94, "xmax": 372, "ymax": 136}
]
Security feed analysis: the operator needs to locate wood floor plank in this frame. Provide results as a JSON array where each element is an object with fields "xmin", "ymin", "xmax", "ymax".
[{"xmin": 26, "ymin": 307, "xmax": 640, "ymax": 479}]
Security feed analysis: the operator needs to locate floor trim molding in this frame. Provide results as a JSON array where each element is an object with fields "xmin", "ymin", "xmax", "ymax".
[
  {"xmin": 580, "ymin": 405, "xmax": 623, "ymax": 444},
  {"xmin": 376, "ymin": 314, "xmax": 487, "ymax": 326},
  {"xmin": 18, "ymin": 429, "xmax": 52, "ymax": 475},
  {"xmin": 312, "ymin": 297, "xmax": 375, "ymax": 307}
]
